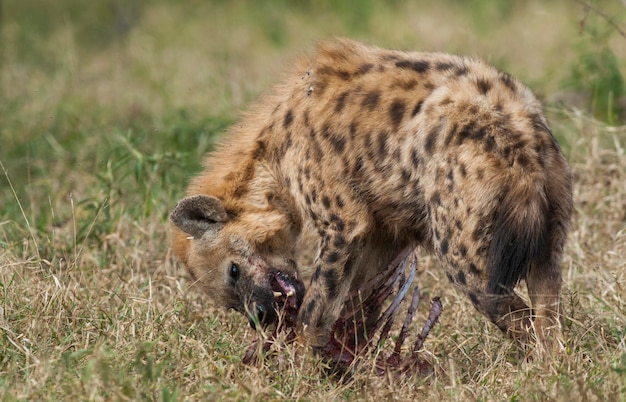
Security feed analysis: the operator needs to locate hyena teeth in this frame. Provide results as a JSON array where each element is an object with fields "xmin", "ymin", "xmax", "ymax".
[
  {"xmin": 273, "ymin": 291, "xmax": 283, "ymax": 298},
  {"xmin": 286, "ymin": 290, "xmax": 295, "ymax": 297}
]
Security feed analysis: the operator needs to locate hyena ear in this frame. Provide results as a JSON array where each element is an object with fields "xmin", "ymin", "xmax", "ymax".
[{"xmin": 170, "ymin": 195, "xmax": 228, "ymax": 239}]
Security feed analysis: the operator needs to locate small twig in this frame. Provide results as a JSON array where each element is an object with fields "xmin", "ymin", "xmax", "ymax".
[{"xmin": 574, "ymin": 0, "xmax": 626, "ymax": 39}]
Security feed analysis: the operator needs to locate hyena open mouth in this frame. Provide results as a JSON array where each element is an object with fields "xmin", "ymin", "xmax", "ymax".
[
  {"xmin": 269, "ymin": 271, "xmax": 305, "ymax": 327},
  {"xmin": 246, "ymin": 250, "xmax": 443, "ymax": 377}
]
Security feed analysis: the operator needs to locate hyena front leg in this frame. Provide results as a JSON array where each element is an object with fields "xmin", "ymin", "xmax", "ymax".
[{"xmin": 296, "ymin": 208, "xmax": 373, "ymax": 349}]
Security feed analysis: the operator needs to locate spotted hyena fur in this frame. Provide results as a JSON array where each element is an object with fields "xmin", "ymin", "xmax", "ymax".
[{"xmin": 170, "ymin": 39, "xmax": 573, "ymax": 352}]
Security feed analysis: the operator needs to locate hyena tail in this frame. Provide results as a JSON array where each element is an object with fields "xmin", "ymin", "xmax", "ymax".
[{"xmin": 486, "ymin": 177, "xmax": 549, "ymax": 295}]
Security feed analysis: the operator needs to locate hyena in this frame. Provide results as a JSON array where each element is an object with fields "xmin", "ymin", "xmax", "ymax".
[{"xmin": 170, "ymin": 39, "xmax": 573, "ymax": 353}]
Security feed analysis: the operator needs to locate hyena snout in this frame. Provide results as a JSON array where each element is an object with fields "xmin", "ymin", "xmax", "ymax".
[{"xmin": 245, "ymin": 271, "xmax": 305, "ymax": 329}]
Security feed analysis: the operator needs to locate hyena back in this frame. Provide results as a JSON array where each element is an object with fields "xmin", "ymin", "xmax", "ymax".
[{"xmin": 170, "ymin": 39, "xmax": 573, "ymax": 353}]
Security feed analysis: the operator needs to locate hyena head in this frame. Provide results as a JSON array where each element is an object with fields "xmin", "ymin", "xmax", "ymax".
[{"xmin": 170, "ymin": 194, "xmax": 305, "ymax": 329}]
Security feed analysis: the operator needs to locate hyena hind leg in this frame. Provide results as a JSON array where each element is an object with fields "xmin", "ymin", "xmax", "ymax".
[
  {"xmin": 526, "ymin": 262, "xmax": 564, "ymax": 354},
  {"xmin": 463, "ymin": 269, "xmax": 562, "ymax": 357},
  {"xmin": 464, "ymin": 286, "xmax": 534, "ymax": 349}
]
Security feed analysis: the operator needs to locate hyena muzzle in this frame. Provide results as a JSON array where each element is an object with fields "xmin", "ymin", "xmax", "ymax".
[{"xmin": 170, "ymin": 39, "xmax": 573, "ymax": 354}]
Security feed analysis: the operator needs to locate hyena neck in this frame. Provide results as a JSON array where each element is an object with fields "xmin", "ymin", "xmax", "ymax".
[
  {"xmin": 236, "ymin": 161, "xmax": 304, "ymax": 248},
  {"xmin": 191, "ymin": 138, "xmax": 302, "ymax": 247}
]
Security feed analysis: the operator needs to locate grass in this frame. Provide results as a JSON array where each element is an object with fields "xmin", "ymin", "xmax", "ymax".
[{"xmin": 1, "ymin": 0, "xmax": 626, "ymax": 400}]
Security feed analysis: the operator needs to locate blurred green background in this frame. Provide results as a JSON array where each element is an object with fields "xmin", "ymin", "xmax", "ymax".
[{"xmin": 1, "ymin": 0, "xmax": 624, "ymax": 245}]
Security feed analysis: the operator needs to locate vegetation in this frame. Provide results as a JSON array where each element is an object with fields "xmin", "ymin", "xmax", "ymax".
[{"xmin": 1, "ymin": 0, "xmax": 625, "ymax": 400}]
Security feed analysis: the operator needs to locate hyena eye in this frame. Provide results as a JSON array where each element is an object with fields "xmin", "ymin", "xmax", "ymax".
[{"xmin": 229, "ymin": 263, "xmax": 240, "ymax": 281}]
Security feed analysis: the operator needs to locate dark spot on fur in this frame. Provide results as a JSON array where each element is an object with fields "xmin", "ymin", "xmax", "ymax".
[
  {"xmin": 476, "ymin": 78, "xmax": 492, "ymax": 95},
  {"xmin": 335, "ymin": 91, "xmax": 350, "ymax": 113},
  {"xmin": 469, "ymin": 292, "xmax": 480, "ymax": 307},
  {"xmin": 349, "ymin": 121, "xmax": 358, "ymax": 139},
  {"xmin": 335, "ymin": 195, "xmax": 345, "ymax": 208},
  {"xmin": 319, "ymin": 66, "xmax": 351, "ymax": 80},
  {"xmin": 303, "ymin": 111, "xmax": 311, "ymax": 127},
  {"xmin": 312, "ymin": 266, "xmax": 322, "ymax": 282},
  {"xmin": 411, "ymin": 101, "xmax": 423, "ymax": 117},
  {"xmin": 357, "ymin": 63, "xmax": 374, "ymax": 75},
  {"xmin": 404, "ymin": 79, "xmax": 418, "ymax": 90},
  {"xmin": 446, "ymin": 169, "xmax": 454, "ymax": 183},
  {"xmin": 503, "ymin": 146, "xmax": 512, "ymax": 159},
  {"xmin": 378, "ymin": 131, "xmax": 388, "ymax": 157},
  {"xmin": 440, "ymin": 97, "xmax": 453, "ymax": 107},
  {"xmin": 311, "ymin": 139, "xmax": 323, "ymax": 163},
  {"xmin": 459, "ymin": 163, "xmax": 467, "ymax": 177},
  {"xmin": 517, "ymin": 154, "xmax": 530, "ymax": 168},
  {"xmin": 425, "ymin": 127, "xmax": 438, "ymax": 155},
  {"xmin": 484, "ymin": 136, "xmax": 496, "ymax": 152},
  {"xmin": 322, "ymin": 196, "xmax": 331, "ymax": 209},
  {"xmin": 455, "ymin": 66, "xmax": 469, "ymax": 76},
  {"xmin": 401, "ymin": 169, "xmax": 411, "ymax": 182},
  {"xmin": 435, "ymin": 61, "xmax": 454, "ymax": 71},
  {"xmin": 469, "ymin": 263, "xmax": 481, "ymax": 275},
  {"xmin": 476, "ymin": 168, "xmax": 485, "ymax": 181},
  {"xmin": 335, "ymin": 218, "xmax": 345, "ymax": 232},
  {"xmin": 500, "ymin": 73, "xmax": 516, "ymax": 91},
  {"xmin": 331, "ymin": 135, "xmax": 346, "ymax": 154},
  {"xmin": 389, "ymin": 100, "xmax": 406, "ymax": 128},
  {"xmin": 353, "ymin": 157, "xmax": 364, "ymax": 174},
  {"xmin": 254, "ymin": 140, "xmax": 267, "ymax": 159},
  {"xmin": 326, "ymin": 252, "xmax": 340, "ymax": 264},
  {"xmin": 530, "ymin": 113, "xmax": 550, "ymax": 134},
  {"xmin": 395, "ymin": 59, "xmax": 430, "ymax": 74},
  {"xmin": 411, "ymin": 149, "xmax": 420, "ymax": 167},
  {"xmin": 283, "ymin": 110, "xmax": 293, "ymax": 128},
  {"xmin": 471, "ymin": 226, "xmax": 484, "ymax": 242},
  {"xmin": 305, "ymin": 194, "xmax": 311, "ymax": 205},
  {"xmin": 459, "ymin": 244, "xmax": 468, "ymax": 257},
  {"xmin": 363, "ymin": 132, "xmax": 372, "ymax": 149},
  {"xmin": 440, "ymin": 239, "xmax": 449, "ymax": 255},
  {"xmin": 443, "ymin": 122, "xmax": 459, "ymax": 146},
  {"xmin": 302, "ymin": 299, "xmax": 317, "ymax": 324},
  {"xmin": 362, "ymin": 91, "xmax": 381, "ymax": 110},
  {"xmin": 446, "ymin": 272, "xmax": 455, "ymax": 283},
  {"xmin": 321, "ymin": 124, "xmax": 332, "ymax": 140},
  {"xmin": 315, "ymin": 78, "xmax": 328, "ymax": 95},
  {"xmin": 457, "ymin": 122, "xmax": 488, "ymax": 146},
  {"xmin": 457, "ymin": 271, "xmax": 467, "ymax": 285},
  {"xmin": 333, "ymin": 234, "xmax": 345, "ymax": 248},
  {"xmin": 431, "ymin": 191, "xmax": 441, "ymax": 206},
  {"xmin": 513, "ymin": 139, "xmax": 527, "ymax": 151},
  {"xmin": 324, "ymin": 269, "xmax": 339, "ymax": 299}
]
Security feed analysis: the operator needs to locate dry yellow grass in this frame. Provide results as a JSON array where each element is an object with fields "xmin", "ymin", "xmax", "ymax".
[{"xmin": 1, "ymin": 1, "xmax": 625, "ymax": 400}]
